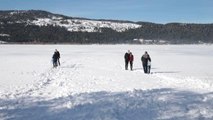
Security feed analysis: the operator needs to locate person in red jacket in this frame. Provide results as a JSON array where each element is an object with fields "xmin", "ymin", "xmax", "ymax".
[
  {"xmin": 124, "ymin": 50, "xmax": 130, "ymax": 70},
  {"xmin": 129, "ymin": 52, "xmax": 134, "ymax": 71}
]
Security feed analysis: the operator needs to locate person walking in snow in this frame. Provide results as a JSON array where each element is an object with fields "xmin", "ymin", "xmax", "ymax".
[
  {"xmin": 129, "ymin": 52, "xmax": 134, "ymax": 71},
  {"xmin": 52, "ymin": 49, "xmax": 60, "ymax": 67},
  {"xmin": 141, "ymin": 51, "xmax": 151, "ymax": 73},
  {"xmin": 124, "ymin": 50, "xmax": 130, "ymax": 70}
]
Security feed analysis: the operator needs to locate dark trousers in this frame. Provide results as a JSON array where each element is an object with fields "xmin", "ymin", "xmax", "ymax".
[
  {"xmin": 125, "ymin": 60, "xmax": 129, "ymax": 70},
  {"xmin": 53, "ymin": 59, "xmax": 58, "ymax": 67},
  {"xmin": 130, "ymin": 61, "xmax": 133, "ymax": 70},
  {"xmin": 143, "ymin": 64, "xmax": 147, "ymax": 73},
  {"xmin": 147, "ymin": 65, "xmax": 151, "ymax": 73}
]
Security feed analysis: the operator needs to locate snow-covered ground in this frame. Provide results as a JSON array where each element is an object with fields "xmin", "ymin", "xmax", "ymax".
[{"xmin": 0, "ymin": 45, "xmax": 213, "ymax": 120}]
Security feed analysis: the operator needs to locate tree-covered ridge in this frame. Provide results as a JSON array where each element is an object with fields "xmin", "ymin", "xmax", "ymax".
[{"xmin": 0, "ymin": 10, "xmax": 213, "ymax": 44}]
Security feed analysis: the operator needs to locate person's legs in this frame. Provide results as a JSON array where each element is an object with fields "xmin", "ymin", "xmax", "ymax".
[
  {"xmin": 147, "ymin": 65, "xmax": 151, "ymax": 73},
  {"xmin": 53, "ymin": 59, "xmax": 58, "ymax": 67},
  {"xmin": 143, "ymin": 64, "xmax": 147, "ymax": 73},
  {"xmin": 57, "ymin": 58, "xmax": 60, "ymax": 66},
  {"xmin": 130, "ymin": 61, "xmax": 133, "ymax": 70},
  {"xmin": 125, "ymin": 60, "xmax": 128, "ymax": 70}
]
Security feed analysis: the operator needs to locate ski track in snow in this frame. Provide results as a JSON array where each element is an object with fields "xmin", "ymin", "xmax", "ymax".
[
  {"xmin": 0, "ymin": 45, "xmax": 213, "ymax": 120},
  {"xmin": 1, "ymin": 62, "xmax": 81, "ymax": 99}
]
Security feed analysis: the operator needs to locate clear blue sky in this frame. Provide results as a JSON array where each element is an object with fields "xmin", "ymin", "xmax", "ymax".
[{"xmin": 0, "ymin": 0, "xmax": 212, "ymax": 23}]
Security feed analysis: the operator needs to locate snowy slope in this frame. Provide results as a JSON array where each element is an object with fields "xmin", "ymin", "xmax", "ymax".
[
  {"xmin": 30, "ymin": 18, "xmax": 141, "ymax": 32},
  {"xmin": 5, "ymin": 11, "xmax": 142, "ymax": 32},
  {"xmin": 0, "ymin": 45, "xmax": 213, "ymax": 120}
]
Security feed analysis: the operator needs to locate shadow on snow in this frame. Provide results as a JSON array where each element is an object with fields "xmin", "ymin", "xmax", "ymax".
[
  {"xmin": 0, "ymin": 88, "xmax": 213, "ymax": 120},
  {"xmin": 132, "ymin": 67, "xmax": 180, "ymax": 74},
  {"xmin": 151, "ymin": 71, "xmax": 180, "ymax": 74}
]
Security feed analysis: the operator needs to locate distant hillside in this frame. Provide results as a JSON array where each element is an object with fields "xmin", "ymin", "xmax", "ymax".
[{"xmin": 0, "ymin": 10, "xmax": 213, "ymax": 44}]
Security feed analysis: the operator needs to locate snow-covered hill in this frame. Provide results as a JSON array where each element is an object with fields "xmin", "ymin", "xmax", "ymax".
[
  {"xmin": 1, "ymin": 10, "xmax": 213, "ymax": 44},
  {"xmin": 30, "ymin": 17, "xmax": 141, "ymax": 32},
  {"xmin": 0, "ymin": 45, "xmax": 213, "ymax": 120},
  {"xmin": 3, "ymin": 10, "xmax": 141, "ymax": 32}
]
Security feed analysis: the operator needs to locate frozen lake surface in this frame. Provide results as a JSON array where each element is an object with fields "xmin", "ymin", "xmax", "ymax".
[{"xmin": 0, "ymin": 45, "xmax": 213, "ymax": 120}]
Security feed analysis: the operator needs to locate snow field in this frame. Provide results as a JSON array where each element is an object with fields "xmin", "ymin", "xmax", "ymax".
[{"xmin": 0, "ymin": 45, "xmax": 213, "ymax": 120}]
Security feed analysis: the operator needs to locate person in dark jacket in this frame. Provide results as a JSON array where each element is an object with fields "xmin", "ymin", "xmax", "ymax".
[
  {"xmin": 129, "ymin": 52, "xmax": 134, "ymax": 71},
  {"xmin": 55, "ymin": 49, "xmax": 60, "ymax": 66},
  {"xmin": 141, "ymin": 51, "xmax": 151, "ymax": 73},
  {"xmin": 124, "ymin": 50, "xmax": 130, "ymax": 70},
  {"xmin": 52, "ymin": 49, "xmax": 60, "ymax": 67}
]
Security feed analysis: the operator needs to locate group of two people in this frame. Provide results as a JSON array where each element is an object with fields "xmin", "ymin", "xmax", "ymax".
[
  {"xmin": 124, "ymin": 50, "xmax": 134, "ymax": 71},
  {"xmin": 124, "ymin": 50, "xmax": 151, "ymax": 74},
  {"xmin": 52, "ymin": 49, "xmax": 60, "ymax": 68}
]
